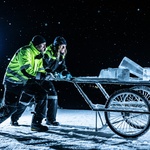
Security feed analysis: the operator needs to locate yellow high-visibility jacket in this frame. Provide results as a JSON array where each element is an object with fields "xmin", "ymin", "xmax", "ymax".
[
  {"xmin": 44, "ymin": 44, "xmax": 67, "ymax": 73},
  {"xmin": 3, "ymin": 42, "xmax": 45, "ymax": 84}
]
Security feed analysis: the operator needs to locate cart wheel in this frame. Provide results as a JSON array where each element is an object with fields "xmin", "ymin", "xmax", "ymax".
[
  {"xmin": 105, "ymin": 89, "xmax": 150, "ymax": 138},
  {"xmin": 124, "ymin": 86, "xmax": 150, "ymax": 129},
  {"xmin": 131, "ymin": 86, "xmax": 150, "ymax": 101}
]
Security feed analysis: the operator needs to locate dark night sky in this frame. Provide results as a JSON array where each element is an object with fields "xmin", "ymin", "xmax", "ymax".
[{"xmin": 1, "ymin": 0, "xmax": 150, "ymax": 109}]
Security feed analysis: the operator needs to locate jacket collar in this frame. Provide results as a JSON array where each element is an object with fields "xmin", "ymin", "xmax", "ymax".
[{"xmin": 29, "ymin": 41, "xmax": 41, "ymax": 54}]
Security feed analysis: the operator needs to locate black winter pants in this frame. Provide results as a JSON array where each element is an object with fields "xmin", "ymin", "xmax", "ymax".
[{"xmin": 0, "ymin": 80, "xmax": 47, "ymax": 124}]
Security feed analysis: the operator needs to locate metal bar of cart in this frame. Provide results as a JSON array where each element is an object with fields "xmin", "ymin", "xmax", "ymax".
[{"xmin": 55, "ymin": 77, "xmax": 150, "ymax": 136}]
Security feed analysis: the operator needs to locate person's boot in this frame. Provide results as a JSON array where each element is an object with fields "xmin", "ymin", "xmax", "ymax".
[
  {"xmin": 31, "ymin": 115, "xmax": 48, "ymax": 132},
  {"xmin": 46, "ymin": 120, "xmax": 59, "ymax": 126},
  {"xmin": 10, "ymin": 120, "xmax": 19, "ymax": 126}
]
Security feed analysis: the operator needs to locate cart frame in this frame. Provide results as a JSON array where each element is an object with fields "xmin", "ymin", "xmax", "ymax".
[{"xmin": 56, "ymin": 77, "xmax": 150, "ymax": 139}]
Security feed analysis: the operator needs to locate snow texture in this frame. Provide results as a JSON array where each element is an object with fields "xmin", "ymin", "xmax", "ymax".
[{"xmin": 0, "ymin": 107, "xmax": 150, "ymax": 150}]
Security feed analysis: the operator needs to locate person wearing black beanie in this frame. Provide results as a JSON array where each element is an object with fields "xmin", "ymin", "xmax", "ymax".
[
  {"xmin": 1, "ymin": 35, "xmax": 48, "ymax": 132},
  {"xmin": 31, "ymin": 35, "xmax": 46, "ymax": 53},
  {"xmin": 42, "ymin": 36, "xmax": 72, "ymax": 126}
]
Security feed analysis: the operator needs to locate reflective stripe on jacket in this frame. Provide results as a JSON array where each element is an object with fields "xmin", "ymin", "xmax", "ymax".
[{"xmin": 3, "ymin": 42, "xmax": 45, "ymax": 84}]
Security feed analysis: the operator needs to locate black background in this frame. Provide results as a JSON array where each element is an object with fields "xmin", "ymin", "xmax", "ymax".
[{"xmin": 0, "ymin": 0, "xmax": 150, "ymax": 109}]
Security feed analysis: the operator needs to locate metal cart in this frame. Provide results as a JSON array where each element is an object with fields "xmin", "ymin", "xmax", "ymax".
[{"xmin": 57, "ymin": 76, "xmax": 150, "ymax": 139}]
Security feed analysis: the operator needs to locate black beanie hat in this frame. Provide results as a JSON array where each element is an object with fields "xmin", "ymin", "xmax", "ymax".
[
  {"xmin": 53, "ymin": 36, "xmax": 67, "ymax": 47},
  {"xmin": 32, "ymin": 35, "xmax": 46, "ymax": 46}
]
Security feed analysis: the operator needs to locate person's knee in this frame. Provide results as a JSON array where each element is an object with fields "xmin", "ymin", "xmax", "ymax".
[{"xmin": 19, "ymin": 92, "xmax": 33, "ymax": 105}]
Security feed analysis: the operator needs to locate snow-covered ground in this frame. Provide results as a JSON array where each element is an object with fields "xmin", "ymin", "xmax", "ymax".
[{"xmin": 0, "ymin": 107, "xmax": 150, "ymax": 150}]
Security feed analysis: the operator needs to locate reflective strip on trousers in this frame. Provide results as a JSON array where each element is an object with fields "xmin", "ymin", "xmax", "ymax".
[{"xmin": 47, "ymin": 95, "xmax": 58, "ymax": 99}]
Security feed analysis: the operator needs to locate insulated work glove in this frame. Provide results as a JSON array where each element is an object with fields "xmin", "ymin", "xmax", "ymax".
[
  {"xmin": 56, "ymin": 73, "xmax": 64, "ymax": 79},
  {"xmin": 66, "ymin": 73, "xmax": 72, "ymax": 80},
  {"xmin": 56, "ymin": 70, "xmax": 72, "ymax": 80}
]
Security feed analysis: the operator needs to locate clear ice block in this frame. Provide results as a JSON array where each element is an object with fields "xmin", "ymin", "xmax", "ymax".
[
  {"xmin": 99, "ymin": 68, "xmax": 130, "ymax": 80},
  {"xmin": 143, "ymin": 67, "xmax": 150, "ymax": 81},
  {"xmin": 119, "ymin": 56, "xmax": 143, "ymax": 78}
]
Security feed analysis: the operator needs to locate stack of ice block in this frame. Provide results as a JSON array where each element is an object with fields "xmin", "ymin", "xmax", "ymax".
[
  {"xmin": 99, "ymin": 56, "xmax": 150, "ymax": 81},
  {"xmin": 99, "ymin": 56, "xmax": 140, "ymax": 80}
]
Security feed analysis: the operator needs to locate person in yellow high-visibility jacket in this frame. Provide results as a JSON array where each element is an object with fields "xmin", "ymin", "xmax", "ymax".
[
  {"xmin": 0, "ymin": 35, "xmax": 49, "ymax": 132},
  {"xmin": 43, "ymin": 36, "xmax": 72, "ymax": 125}
]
